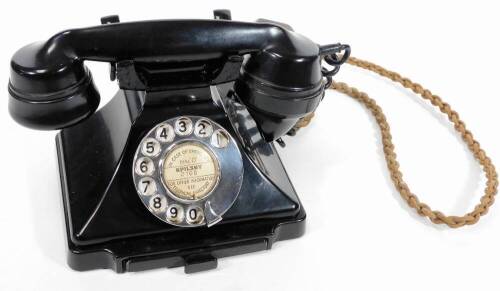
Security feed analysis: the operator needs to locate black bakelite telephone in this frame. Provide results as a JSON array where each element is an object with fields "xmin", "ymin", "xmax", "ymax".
[{"xmin": 8, "ymin": 10, "xmax": 498, "ymax": 273}]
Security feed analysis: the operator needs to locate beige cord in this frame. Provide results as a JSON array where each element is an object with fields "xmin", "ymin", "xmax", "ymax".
[{"xmin": 308, "ymin": 56, "xmax": 498, "ymax": 228}]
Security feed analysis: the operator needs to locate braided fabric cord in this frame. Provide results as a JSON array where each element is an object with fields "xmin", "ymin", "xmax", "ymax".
[{"xmin": 330, "ymin": 57, "xmax": 498, "ymax": 228}]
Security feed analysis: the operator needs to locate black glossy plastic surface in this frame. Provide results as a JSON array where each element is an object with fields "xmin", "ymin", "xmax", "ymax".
[
  {"xmin": 6, "ymin": 13, "xmax": 350, "ymax": 273},
  {"xmin": 8, "ymin": 19, "xmax": 321, "ymax": 94},
  {"xmin": 8, "ymin": 15, "xmax": 331, "ymax": 139},
  {"xmin": 56, "ymin": 88, "xmax": 306, "ymax": 273},
  {"xmin": 8, "ymin": 70, "xmax": 100, "ymax": 130}
]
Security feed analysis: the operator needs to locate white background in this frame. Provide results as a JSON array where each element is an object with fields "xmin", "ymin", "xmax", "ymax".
[{"xmin": 1, "ymin": 0, "xmax": 499, "ymax": 290}]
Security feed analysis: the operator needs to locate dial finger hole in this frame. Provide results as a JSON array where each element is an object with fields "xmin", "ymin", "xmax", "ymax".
[
  {"xmin": 211, "ymin": 129, "xmax": 229, "ymax": 148},
  {"xmin": 149, "ymin": 195, "xmax": 167, "ymax": 213},
  {"xmin": 194, "ymin": 119, "xmax": 213, "ymax": 138},
  {"xmin": 138, "ymin": 177, "xmax": 156, "ymax": 196},
  {"xmin": 141, "ymin": 138, "xmax": 161, "ymax": 157},
  {"xmin": 174, "ymin": 117, "xmax": 193, "ymax": 136},
  {"xmin": 156, "ymin": 123, "xmax": 174, "ymax": 143},
  {"xmin": 166, "ymin": 204, "xmax": 184, "ymax": 224},
  {"xmin": 186, "ymin": 206, "xmax": 204, "ymax": 225},
  {"xmin": 135, "ymin": 157, "xmax": 155, "ymax": 176}
]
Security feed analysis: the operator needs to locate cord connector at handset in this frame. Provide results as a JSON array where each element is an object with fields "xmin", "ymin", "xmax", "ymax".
[{"xmin": 319, "ymin": 43, "xmax": 351, "ymax": 89}]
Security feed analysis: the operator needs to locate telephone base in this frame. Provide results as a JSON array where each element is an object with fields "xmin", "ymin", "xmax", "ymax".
[
  {"xmin": 64, "ymin": 208, "xmax": 306, "ymax": 273},
  {"xmin": 56, "ymin": 88, "xmax": 306, "ymax": 273}
]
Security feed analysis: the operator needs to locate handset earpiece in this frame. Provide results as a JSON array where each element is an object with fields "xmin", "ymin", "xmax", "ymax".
[
  {"xmin": 8, "ymin": 42, "xmax": 99, "ymax": 130},
  {"xmin": 234, "ymin": 22, "xmax": 350, "ymax": 141}
]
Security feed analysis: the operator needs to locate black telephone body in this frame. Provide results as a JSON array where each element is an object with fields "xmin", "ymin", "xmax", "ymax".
[{"xmin": 8, "ymin": 10, "xmax": 349, "ymax": 273}]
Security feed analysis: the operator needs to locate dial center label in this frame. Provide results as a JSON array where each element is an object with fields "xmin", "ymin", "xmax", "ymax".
[{"xmin": 162, "ymin": 142, "xmax": 219, "ymax": 200}]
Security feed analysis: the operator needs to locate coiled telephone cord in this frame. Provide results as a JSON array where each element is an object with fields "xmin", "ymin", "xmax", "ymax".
[{"xmin": 314, "ymin": 57, "xmax": 498, "ymax": 228}]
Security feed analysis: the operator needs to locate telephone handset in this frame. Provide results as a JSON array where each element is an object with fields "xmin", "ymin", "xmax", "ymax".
[
  {"xmin": 8, "ymin": 14, "xmax": 338, "ymax": 140},
  {"xmin": 8, "ymin": 10, "xmax": 497, "ymax": 273}
]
